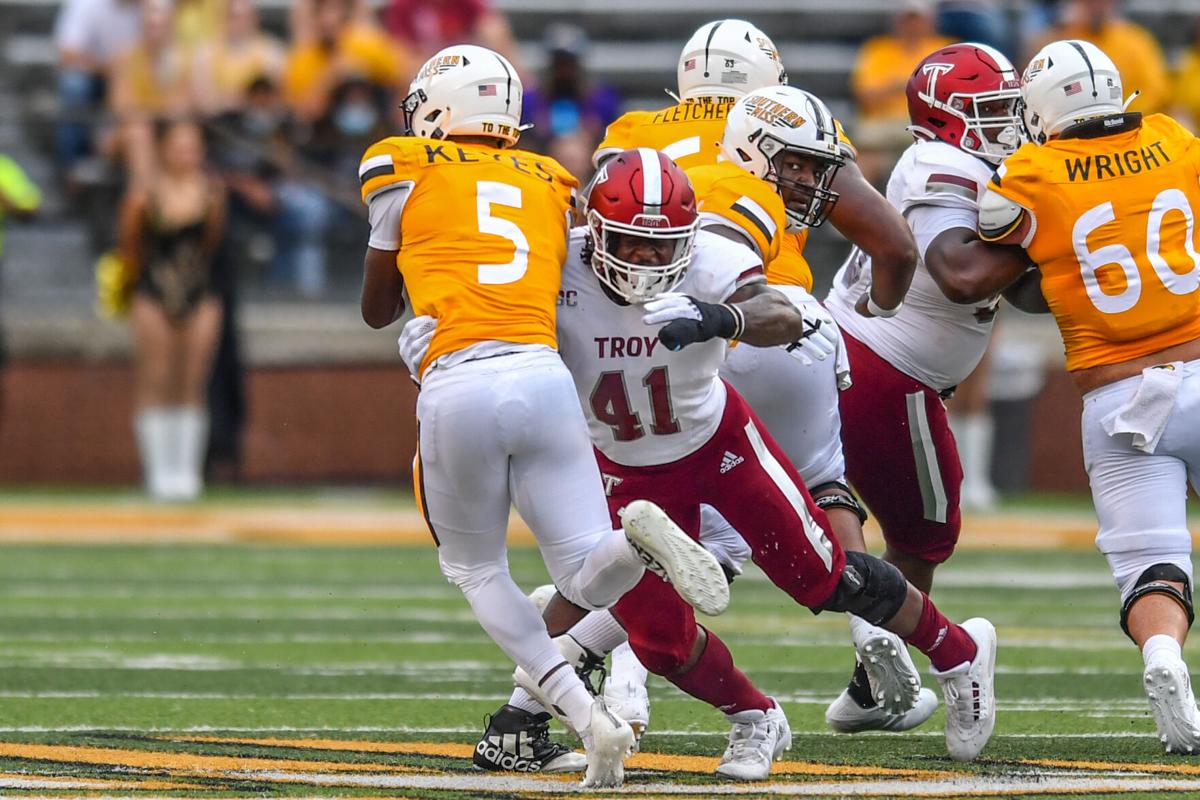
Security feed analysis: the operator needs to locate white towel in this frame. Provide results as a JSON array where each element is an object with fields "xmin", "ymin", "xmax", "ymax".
[{"xmin": 1100, "ymin": 362, "xmax": 1183, "ymax": 454}]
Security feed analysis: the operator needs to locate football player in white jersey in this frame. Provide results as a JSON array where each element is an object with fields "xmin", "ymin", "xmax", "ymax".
[
  {"xmin": 822, "ymin": 43, "xmax": 1046, "ymax": 728},
  {"xmin": 404, "ymin": 148, "xmax": 1000, "ymax": 771},
  {"xmin": 593, "ymin": 24, "xmax": 927, "ymax": 735}
]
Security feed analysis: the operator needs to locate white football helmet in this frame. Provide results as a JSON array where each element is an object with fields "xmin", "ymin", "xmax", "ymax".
[
  {"xmin": 677, "ymin": 20, "xmax": 786, "ymax": 101},
  {"xmin": 1020, "ymin": 39, "xmax": 1123, "ymax": 143},
  {"xmin": 402, "ymin": 45, "xmax": 525, "ymax": 146},
  {"xmin": 721, "ymin": 86, "xmax": 845, "ymax": 230}
]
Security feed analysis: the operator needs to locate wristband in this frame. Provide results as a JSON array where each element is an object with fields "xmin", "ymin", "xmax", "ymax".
[
  {"xmin": 866, "ymin": 295, "xmax": 901, "ymax": 318},
  {"xmin": 721, "ymin": 303, "xmax": 746, "ymax": 340}
]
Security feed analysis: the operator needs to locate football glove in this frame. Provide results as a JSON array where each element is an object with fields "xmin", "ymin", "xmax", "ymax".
[
  {"xmin": 642, "ymin": 292, "xmax": 744, "ymax": 352},
  {"xmin": 398, "ymin": 314, "xmax": 437, "ymax": 384}
]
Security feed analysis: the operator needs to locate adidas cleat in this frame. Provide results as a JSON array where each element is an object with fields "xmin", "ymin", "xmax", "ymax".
[
  {"xmin": 619, "ymin": 499, "xmax": 729, "ymax": 616},
  {"xmin": 473, "ymin": 704, "xmax": 586, "ymax": 773}
]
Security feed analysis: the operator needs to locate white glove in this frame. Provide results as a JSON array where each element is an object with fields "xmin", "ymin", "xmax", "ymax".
[
  {"xmin": 785, "ymin": 296, "xmax": 838, "ymax": 365},
  {"xmin": 398, "ymin": 315, "xmax": 437, "ymax": 382},
  {"xmin": 786, "ymin": 295, "xmax": 853, "ymax": 390},
  {"xmin": 641, "ymin": 292, "xmax": 703, "ymax": 325}
]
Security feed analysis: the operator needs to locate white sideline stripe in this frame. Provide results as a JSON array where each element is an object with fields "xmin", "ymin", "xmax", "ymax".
[
  {"xmin": 0, "ymin": 585, "xmax": 460, "ymax": 600},
  {"xmin": 0, "ymin": 691, "xmax": 1151, "ymax": 712},
  {"xmin": 906, "ymin": 391, "xmax": 948, "ymax": 523},
  {"xmin": 0, "ymin": 726, "xmax": 1164, "ymax": 739},
  {"xmin": 234, "ymin": 771, "xmax": 1200, "ymax": 795},
  {"xmin": 743, "ymin": 419, "xmax": 833, "ymax": 571},
  {"xmin": 0, "ymin": 608, "xmax": 479, "ymax": 622}
]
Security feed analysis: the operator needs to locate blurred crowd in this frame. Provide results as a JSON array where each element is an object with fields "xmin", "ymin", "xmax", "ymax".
[
  {"xmin": 849, "ymin": 0, "xmax": 1197, "ymax": 185},
  {"xmin": 5, "ymin": 0, "xmax": 1197, "ymax": 498}
]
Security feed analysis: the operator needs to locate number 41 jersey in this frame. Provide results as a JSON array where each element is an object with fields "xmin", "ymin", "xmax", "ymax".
[
  {"xmin": 556, "ymin": 228, "xmax": 764, "ymax": 467},
  {"xmin": 359, "ymin": 136, "xmax": 578, "ymax": 375}
]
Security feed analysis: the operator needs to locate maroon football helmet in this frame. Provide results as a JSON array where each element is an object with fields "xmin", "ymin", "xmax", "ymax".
[
  {"xmin": 585, "ymin": 148, "xmax": 699, "ymax": 303},
  {"xmin": 906, "ymin": 43, "xmax": 1022, "ymax": 164}
]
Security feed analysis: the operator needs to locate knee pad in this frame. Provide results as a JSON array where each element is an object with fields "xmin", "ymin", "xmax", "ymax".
[
  {"xmin": 811, "ymin": 479, "xmax": 869, "ymax": 525},
  {"xmin": 439, "ymin": 558, "xmax": 507, "ymax": 599},
  {"xmin": 817, "ymin": 550, "xmax": 908, "ymax": 626},
  {"xmin": 1120, "ymin": 563, "xmax": 1195, "ymax": 641}
]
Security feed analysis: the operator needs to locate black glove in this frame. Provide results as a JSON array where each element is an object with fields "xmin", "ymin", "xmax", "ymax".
[{"xmin": 642, "ymin": 292, "xmax": 745, "ymax": 352}]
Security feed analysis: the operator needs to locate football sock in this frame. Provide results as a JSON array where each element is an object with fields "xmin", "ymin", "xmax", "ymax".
[
  {"xmin": 1143, "ymin": 633, "xmax": 1183, "ymax": 665},
  {"xmin": 569, "ymin": 611, "xmax": 628, "ymax": 656},
  {"xmin": 667, "ymin": 628, "xmax": 771, "ymax": 715},
  {"xmin": 610, "ymin": 641, "xmax": 649, "ymax": 687},
  {"xmin": 460, "ymin": 571, "xmax": 594, "ymax": 734},
  {"xmin": 907, "ymin": 593, "xmax": 978, "ymax": 672},
  {"xmin": 507, "ymin": 687, "xmax": 545, "ymax": 716},
  {"xmin": 561, "ymin": 529, "xmax": 645, "ymax": 610}
]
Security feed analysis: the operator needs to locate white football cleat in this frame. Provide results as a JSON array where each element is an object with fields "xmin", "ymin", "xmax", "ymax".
[
  {"xmin": 620, "ymin": 500, "xmax": 730, "ymax": 616},
  {"xmin": 825, "ymin": 687, "xmax": 938, "ymax": 733},
  {"xmin": 931, "ymin": 617, "xmax": 997, "ymax": 762},
  {"xmin": 603, "ymin": 677, "xmax": 650, "ymax": 751},
  {"xmin": 715, "ymin": 699, "xmax": 791, "ymax": 781},
  {"xmin": 854, "ymin": 626, "xmax": 922, "ymax": 715},
  {"xmin": 580, "ymin": 698, "xmax": 635, "ymax": 788},
  {"xmin": 1143, "ymin": 653, "xmax": 1200, "ymax": 754}
]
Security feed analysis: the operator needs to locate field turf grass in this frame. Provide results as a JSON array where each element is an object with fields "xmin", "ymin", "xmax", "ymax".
[{"xmin": 0, "ymin": 494, "xmax": 1198, "ymax": 797}]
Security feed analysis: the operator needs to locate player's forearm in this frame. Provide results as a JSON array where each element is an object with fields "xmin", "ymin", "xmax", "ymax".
[
  {"xmin": 733, "ymin": 291, "xmax": 805, "ymax": 347},
  {"xmin": 829, "ymin": 161, "xmax": 916, "ymax": 310}
]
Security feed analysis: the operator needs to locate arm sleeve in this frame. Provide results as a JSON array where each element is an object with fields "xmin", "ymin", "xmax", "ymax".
[
  {"xmin": 905, "ymin": 204, "xmax": 979, "ymax": 263},
  {"xmin": 366, "ymin": 181, "xmax": 413, "ymax": 251}
]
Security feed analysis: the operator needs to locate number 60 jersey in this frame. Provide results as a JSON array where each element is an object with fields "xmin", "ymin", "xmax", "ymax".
[
  {"xmin": 556, "ymin": 228, "xmax": 764, "ymax": 467},
  {"xmin": 359, "ymin": 136, "xmax": 578, "ymax": 376},
  {"xmin": 982, "ymin": 113, "xmax": 1200, "ymax": 371}
]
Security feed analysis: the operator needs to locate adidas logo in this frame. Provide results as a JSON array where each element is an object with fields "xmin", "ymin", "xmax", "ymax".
[
  {"xmin": 475, "ymin": 733, "xmax": 540, "ymax": 772},
  {"xmin": 720, "ymin": 451, "xmax": 744, "ymax": 474}
]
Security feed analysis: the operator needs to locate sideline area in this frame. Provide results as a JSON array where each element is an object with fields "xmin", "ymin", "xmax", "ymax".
[{"xmin": 0, "ymin": 488, "xmax": 1178, "ymax": 549}]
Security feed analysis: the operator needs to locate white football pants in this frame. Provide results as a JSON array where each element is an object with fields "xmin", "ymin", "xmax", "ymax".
[
  {"xmin": 1082, "ymin": 359, "xmax": 1200, "ymax": 601},
  {"xmin": 416, "ymin": 349, "xmax": 644, "ymax": 711}
]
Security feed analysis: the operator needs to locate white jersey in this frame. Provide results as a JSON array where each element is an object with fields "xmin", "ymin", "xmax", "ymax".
[
  {"xmin": 557, "ymin": 228, "xmax": 764, "ymax": 467},
  {"xmin": 826, "ymin": 139, "xmax": 999, "ymax": 391}
]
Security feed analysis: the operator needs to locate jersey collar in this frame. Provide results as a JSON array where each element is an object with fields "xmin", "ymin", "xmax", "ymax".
[{"xmin": 1058, "ymin": 112, "xmax": 1142, "ymax": 140}]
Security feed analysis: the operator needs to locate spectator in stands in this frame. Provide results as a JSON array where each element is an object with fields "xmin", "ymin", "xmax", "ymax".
[
  {"xmin": 0, "ymin": 155, "xmax": 41, "ymax": 423},
  {"xmin": 1171, "ymin": 21, "xmax": 1200, "ymax": 132},
  {"xmin": 521, "ymin": 23, "xmax": 621, "ymax": 169},
  {"xmin": 283, "ymin": 0, "xmax": 408, "ymax": 122},
  {"xmin": 117, "ymin": 119, "xmax": 227, "ymax": 501},
  {"xmin": 109, "ymin": 0, "xmax": 199, "ymax": 188},
  {"xmin": 192, "ymin": 0, "xmax": 285, "ymax": 116},
  {"xmin": 383, "ymin": 0, "xmax": 522, "ymax": 73},
  {"xmin": 210, "ymin": 75, "xmax": 333, "ymax": 297},
  {"xmin": 851, "ymin": 0, "xmax": 955, "ymax": 184},
  {"xmin": 174, "ymin": 0, "xmax": 227, "ymax": 52},
  {"xmin": 54, "ymin": 0, "xmax": 142, "ymax": 180},
  {"xmin": 1029, "ymin": 0, "xmax": 1168, "ymax": 114},
  {"xmin": 936, "ymin": 0, "xmax": 1007, "ymax": 56}
]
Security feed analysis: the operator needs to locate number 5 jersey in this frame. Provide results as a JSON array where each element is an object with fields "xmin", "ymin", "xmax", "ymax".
[{"xmin": 359, "ymin": 136, "xmax": 578, "ymax": 377}]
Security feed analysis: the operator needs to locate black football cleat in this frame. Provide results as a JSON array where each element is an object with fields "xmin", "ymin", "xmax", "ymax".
[{"xmin": 473, "ymin": 704, "xmax": 587, "ymax": 773}]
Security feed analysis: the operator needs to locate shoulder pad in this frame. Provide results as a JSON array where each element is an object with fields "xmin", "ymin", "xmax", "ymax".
[
  {"xmin": 359, "ymin": 137, "xmax": 419, "ymax": 204},
  {"xmin": 890, "ymin": 141, "xmax": 993, "ymax": 213},
  {"xmin": 593, "ymin": 110, "xmax": 654, "ymax": 167},
  {"xmin": 689, "ymin": 229, "xmax": 766, "ymax": 301},
  {"xmin": 692, "ymin": 164, "xmax": 784, "ymax": 262}
]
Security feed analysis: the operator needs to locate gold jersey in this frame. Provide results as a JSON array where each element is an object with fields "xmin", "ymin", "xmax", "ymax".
[
  {"xmin": 986, "ymin": 114, "xmax": 1200, "ymax": 371},
  {"xmin": 360, "ymin": 136, "xmax": 578, "ymax": 376}
]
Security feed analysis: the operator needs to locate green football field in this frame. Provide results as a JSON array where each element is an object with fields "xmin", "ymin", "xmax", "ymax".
[{"xmin": 0, "ymin": 494, "xmax": 1198, "ymax": 798}]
